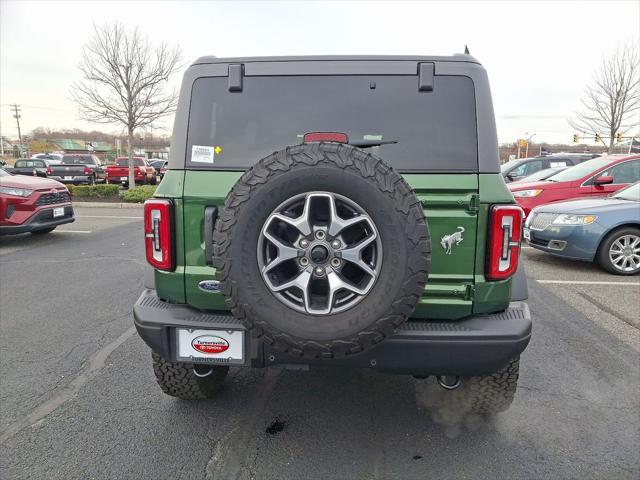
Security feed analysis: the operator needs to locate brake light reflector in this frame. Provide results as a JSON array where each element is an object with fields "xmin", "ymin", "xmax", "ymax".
[
  {"xmin": 486, "ymin": 205, "xmax": 523, "ymax": 281},
  {"xmin": 303, "ymin": 132, "xmax": 349, "ymax": 143},
  {"xmin": 144, "ymin": 199, "xmax": 174, "ymax": 271}
]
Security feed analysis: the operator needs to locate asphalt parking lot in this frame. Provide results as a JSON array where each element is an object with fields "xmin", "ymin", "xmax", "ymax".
[{"xmin": 1, "ymin": 206, "xmax": 638, "ymax": 480}]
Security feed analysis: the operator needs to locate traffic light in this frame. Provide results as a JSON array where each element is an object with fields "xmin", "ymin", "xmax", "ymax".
[
  {"xmin": 616, "ymin": 132, "xmax": 623, "ymax": 142},
  {"xmin": 595, "ymin": 133, "xmax": 601, "ymax": 143},
  {"xmin": 573, "ymin": 134, "xmax": 579, "ymax": 143}
]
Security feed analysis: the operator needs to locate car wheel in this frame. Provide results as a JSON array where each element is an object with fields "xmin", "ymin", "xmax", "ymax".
[
  {"xmin": 31, "ymin": 227, "xmax": 56, "ymax": 235},
  {"xmin": 415, "ymin": 357, "xmax": 520, "ymax": 416},
  {"xmin": 213, "ymin": 142, "xmax": 431, "ymax": 359},
  {"xmin": 597, "ymin": 227, "xmax": 640, "ymax": 275},
  {"xmin": 152, "ymin": 352, "xmax": 228, "ymax": 399}
]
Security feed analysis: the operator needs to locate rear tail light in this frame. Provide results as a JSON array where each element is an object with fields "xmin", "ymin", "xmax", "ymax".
[
  {"xmin": 486, "ymin": 205, "xmax": 523, "ymax": 281},
  {"xmin": 138, "ymin": 166, "xmax": 146, "ymax": 174},
  {"xmin": 83, "ymin": 166, "xmax": 92, "ymax": 175},
  {"xmin": 47, "ymin": 166, "xmax": 52, "ymax": 175},
  {"xmin": 144, "ymin": 199, "xmax": 174, "ymax": 271},
  {"xmin": 303, "ymin": 132, "xmax": 349, "ymax": 143}
]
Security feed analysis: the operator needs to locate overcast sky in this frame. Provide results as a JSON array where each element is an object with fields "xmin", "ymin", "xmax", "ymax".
[{"xmin": 1, "ymin": 0, "xmax": 638, "ymax": 145}]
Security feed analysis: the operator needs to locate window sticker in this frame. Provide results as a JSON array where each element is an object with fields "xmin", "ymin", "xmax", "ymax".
[{"xmin": 191, "ymin": 145, "xmax": 215, "ymax": 164}]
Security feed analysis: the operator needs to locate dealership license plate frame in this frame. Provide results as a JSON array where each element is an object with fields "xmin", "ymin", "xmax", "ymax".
[{"xmin": 175, "ymin": 328, "xmax": 246, "ymax": 365}]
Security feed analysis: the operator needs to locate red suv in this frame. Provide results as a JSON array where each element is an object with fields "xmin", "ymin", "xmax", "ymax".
[
  {"xmin": 509, "ymin": 154, "xmax": 640, "ymax": 217},
  {"xmin": 0, "ymin": 168, "xmax": 74, "ymax": 235}
]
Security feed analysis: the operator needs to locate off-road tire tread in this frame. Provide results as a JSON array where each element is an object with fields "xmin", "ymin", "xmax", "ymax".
[
  {"xmin": 212, "ymin": 142, "xmax": 431, "ymax": 359},
  {"xmin": 152, "ymin": 352, "xmax": 228, "ymax": 400},
  {"xmin": 457, "ymin": 357, "xmax": 520, "ymax": 415}
]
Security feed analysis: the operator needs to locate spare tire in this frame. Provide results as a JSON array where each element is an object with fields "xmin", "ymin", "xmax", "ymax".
[{"xmin": 213, "ymin": 142, "xmax": 430, "ymax": 359}]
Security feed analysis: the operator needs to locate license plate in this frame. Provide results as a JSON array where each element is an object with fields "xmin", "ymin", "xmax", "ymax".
[
  {"xmin": 120, "ymin": 177, "xmax": 127, "ymax": 181},
  {"xmin": 523, "ymin": 227, "xmax": 531, "ymax": 241},
  {"xmin": 53, "ymin": 207, "xmax": 65, "ymax": 218},
  {"xmin": 64, "ymin": 176, "xmax": 73, "ymax": 181},
  {"xmin": 176, "ymin": 328, "xmax": 244, "ymax": 364}
]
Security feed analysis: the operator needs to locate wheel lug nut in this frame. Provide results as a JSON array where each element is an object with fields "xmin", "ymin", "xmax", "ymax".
[
  {"xmin": 315, "ymin": 230, "xmax": 325, "ymax": 240},
  {"xmin": 300, "ymin": 257, "xmax": 309, "ymax": 266},
  {"xmin": 300, "ymin": 239, "xmax": 309, "ymax": 248},
  {"xmin": 331, "ymin": 240, "xmax": 341, "ymax": 249},
  {"xmin": 314, "ymin": 266, "xmax": 325, "ymax": 276},
  {"xmin": 331, "ymin": 258, "xmax": 341, "ymax": 267}
]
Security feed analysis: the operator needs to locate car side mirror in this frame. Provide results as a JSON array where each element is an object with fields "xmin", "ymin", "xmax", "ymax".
[
  {"xmin": 506, "ymin": 173, "xmax": 517, "ymax": 181},
  {"xmin": 593, "ymin": 175, "xmax": 614, "ymax": 186}
]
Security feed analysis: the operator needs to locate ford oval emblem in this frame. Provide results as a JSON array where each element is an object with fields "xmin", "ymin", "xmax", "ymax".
[
  {"xmin": 198, "ymin": 280, "xmax": 221, "ymax": 292},
  {"xmin": 191, "ymin": 335, "xmax": 229, "ymax": 354}
]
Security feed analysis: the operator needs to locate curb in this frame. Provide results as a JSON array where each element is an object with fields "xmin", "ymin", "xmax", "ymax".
[{"xmin": 73, "ymin": 201, "xmax": 143, "ymax": 209}]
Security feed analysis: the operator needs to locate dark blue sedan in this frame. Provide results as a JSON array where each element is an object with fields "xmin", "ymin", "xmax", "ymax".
[{"xmin": 524, "ymin": 182, "xmax": 640, "ymax": 275}]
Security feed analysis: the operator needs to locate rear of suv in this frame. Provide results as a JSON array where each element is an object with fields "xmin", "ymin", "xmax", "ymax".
[{"xmin": 134, "ymin": 55, "xmax": 532, "ymax": 414}]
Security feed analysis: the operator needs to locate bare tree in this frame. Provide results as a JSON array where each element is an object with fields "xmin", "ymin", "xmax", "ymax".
[
  {"xmin": 71, "ymin": 23, "xmax": 181, "ymax": 188},
  {"xmin": 569, "ymin": 44, "xmax": 640, "ymax": 152}
]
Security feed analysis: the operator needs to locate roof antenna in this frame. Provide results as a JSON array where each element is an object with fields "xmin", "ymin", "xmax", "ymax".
[{"xmin": 464, "ymin": 45, "xmax": 470, "ymax": 54}]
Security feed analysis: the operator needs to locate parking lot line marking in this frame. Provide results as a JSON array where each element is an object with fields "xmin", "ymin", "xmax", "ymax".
[
  {"xmin": 58, "ymin": 230, "xmax": 92, "ymax": 233},
  {"xmin": 536, "ymin": 280, "xmax": 640, "ymax": 286},
  {"xmin": 75, "ymin": 215, "xmax": 143, "ymax": 219},
  {"xmin": 0, "ymin": 326, "xmax": 137, "ymax": 445}
]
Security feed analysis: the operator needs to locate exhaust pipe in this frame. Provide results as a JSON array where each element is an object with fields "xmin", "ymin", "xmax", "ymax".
[
  {"xmin": 193, "ymin": 366, "xmax": 214, "ymax": 378},
  {"xmin": 436, "ymin": 375, "xmax": 462, "ymax": 390}
]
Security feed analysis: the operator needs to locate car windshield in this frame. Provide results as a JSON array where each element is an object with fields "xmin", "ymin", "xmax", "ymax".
[
  {"xmin": 611, "ymin": 182, "xmax": 640, "ymax": 201},
  {"xmin": 519, "ymin": 167, "xmax": 567, "ymax": 182},
  {"xmin": 500, "ymin": 162, "xmax": 520, "ymax": 173},
  {"xmin": 546, "ymin": 157, "xmax": 619, "ymax": 182}
]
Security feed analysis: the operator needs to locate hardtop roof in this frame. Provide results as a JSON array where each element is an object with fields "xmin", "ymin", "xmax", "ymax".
[{"xmin": 191, "ymin": 54, "xmax": 480, "ymax": 67}]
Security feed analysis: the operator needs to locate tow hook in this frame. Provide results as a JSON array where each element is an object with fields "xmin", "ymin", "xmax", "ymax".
[
  {"xmin": 193, "ymin": 366, "xmax": 214, "ymax": 378},
  {"xmin": 436, "ymin": 375, "xmax": 462, "ymax": 390}
]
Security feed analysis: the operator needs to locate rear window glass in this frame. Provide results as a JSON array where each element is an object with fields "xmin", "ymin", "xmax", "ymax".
[
  {"xmin": 62, "ymin": 155, "xmax": 94, "ymax": 165},
  {"xmin": 186, "ymin": 75, "xmax": 478, "ymax": 171},
  {"xmin": 115, "ymin": 158, "xmax": 144, "ymax": 167}
]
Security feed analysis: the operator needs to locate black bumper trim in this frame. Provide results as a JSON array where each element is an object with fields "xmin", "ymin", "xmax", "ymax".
[
  {"xmin": 133, "ymin": 289, "xmax": 532, "ymax": 376},
  {"xmin": 0, "ymin": 206, "xmax": 75, "ymax": 234}
]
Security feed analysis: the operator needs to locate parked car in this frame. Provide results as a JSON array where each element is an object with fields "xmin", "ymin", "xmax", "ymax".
[
  {"xmin": 49, "ymin": 154, "xmax": 107, "ymax": 185},
  {"xmin": 525, "ymin": 182, "xmax": 640, "ymax": 275},
  {"xmin": 134, "ymin": 54, "xmax": 532, "ymax": 415},
  {"xmin": 0, "ymin": 168, "xmax": 74, "ymax": 235},
  {"xmin": 516, "ymin": 166, "xmax": 568, "ymax": 183},
  {"xmin": 11, "ymin": 158, "xmax": 52, "ymax": 178},
  {"xmin": 32, "ymin": 153, "xmax": 64, "ymax": 165},
  {"xmin": 501, "ymin": 153, "xmax": 598, "ymax": 183},
  {"xmin": 106, "ymin": 157, "xmax": 157, "ymax": 185},
  {"xmin": 149, "ymin": 160, "xmax": 168, "ymax": 179},
  {"xmin": 509, "ymin": 154, "xmax": 640, "ymax": 217}
]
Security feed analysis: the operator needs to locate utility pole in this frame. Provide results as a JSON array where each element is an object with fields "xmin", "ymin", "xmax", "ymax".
[{"xmin": 10, "ymin": 104, "xmax": 23, "ymax": 155}]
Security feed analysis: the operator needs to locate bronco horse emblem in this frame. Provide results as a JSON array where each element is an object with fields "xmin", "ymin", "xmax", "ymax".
[{"xmin": 440, "ymin": 226, "xmax": 465, "ymax": 255}]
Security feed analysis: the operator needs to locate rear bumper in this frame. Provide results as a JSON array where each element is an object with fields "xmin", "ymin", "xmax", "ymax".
[
  {"xmin": 133, "ymin": 289, "xmax": 532, "ymax": 376},
  {"xmin": 0, "ymin": 205, "xmax": 74, "ymax": 234}
]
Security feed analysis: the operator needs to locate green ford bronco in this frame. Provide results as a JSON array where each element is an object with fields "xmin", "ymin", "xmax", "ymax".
[{"xmin": 134, "ymin": 54, "xmax": 532, "ymax": 414}]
